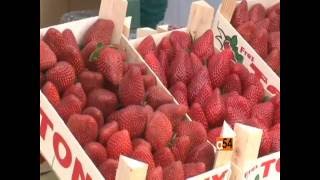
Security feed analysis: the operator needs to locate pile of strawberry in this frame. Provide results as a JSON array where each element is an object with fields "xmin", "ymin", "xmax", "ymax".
[
  {"xmin": 231, "ymin": 0, "xmax": 280, "ymax": 75},
  {"xmin": 40, "ymin": 19, "xmax": 217, "ymax": 180},
  {"xmin": 136, "ymin": 28, "xmax": 280, "ymax": 157}
]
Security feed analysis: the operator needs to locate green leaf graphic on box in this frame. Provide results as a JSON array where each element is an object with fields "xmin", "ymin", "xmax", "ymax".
[
  {"xmin": 231, "ymin": 35, "xmax": 237, "ymax": 46},
  {"xmin": 225, "ymin": 36, "xmax": 232, "ymax": 42},
  {"xmin": 236, "ymin": 54, "xmax": 243, "ymax": 64},
  {"xmin": 255, "ymin": 174, "xmax": 260, "ymax": 180}
]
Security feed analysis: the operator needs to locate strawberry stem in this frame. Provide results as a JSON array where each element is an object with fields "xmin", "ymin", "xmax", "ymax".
[{"xmin": 89, "ymin": 42, "xmax": 105, "ymax": 62}]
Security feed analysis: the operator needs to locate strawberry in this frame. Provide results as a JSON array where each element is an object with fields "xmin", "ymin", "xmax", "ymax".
[
  {"xmin": 251, "ymin": 28, "xmax": 268, "ymax": 59},
  {"xmin": 83, "ymin": 19, "xmax": 114, "ymax": 45},
  {"xmin": 81, "ymin": 41, "xmax": 99, "ymax": 71},
  {"xmin": 43, "ymin": 28, "xmax": 68, "ymax": 58},
  {"xmin": 84, "ymin": 142, "xmax": 107, "ymax": 166},
  {"xmin": 147, "ymin": 166, "xmax": 163, "ymax": 180},
  {"xmin": 157, "ymin": 36, "xmax": 173, "ymax": 59},
  {"xmin": 203, "ymin": 88, "xmax": 225, "ymax": 127},
  {"xmin": 157, "ymin": 103, "xmax": 188, "ymax": 129},
  {"xmin": 143, "ymin": 74, "xmax": 157, "ymax": 90},
  {"xmin": 168, "ymin": 46, "xmax": 192, "ymax": 86},
  {"xmin": 131, "ymin": 145, "xmax": 155, "ymax": 168},
  {"xmin": 225, "ymin": 93, "xmax": 252, "ymax": 127},
  {"xmin": 193, "ymin": 84, "xmax": 214, "ymax": 107},
  {"xmin": 59, "ymin": 45, "xmax": 85, "ymax": 75},
  {"xmin": 90, "ymin": 45, "xmax": 124, "ymax": 86},
  {"xmin": 154, "ymin": 147, "xmax": 175, "ymax": 168},
  {"xmin": 118, "ymin": 65, "xmax": 145, "ymax": 106},
  {"xmin": 63, "ymin": 83, "xmax": 87, "ymax": 108},
  {"xmin": 267, "ymin": 3, "xmax": 280, "ymax": 16},
  {"xmin": 270, "ymin": 123, "xmax": 280, "ymax": 152},
  {"xmin": 243, "ymin": 84, "xmax": 264, "ymax": 105},
  {"xmin": 242, "ymin": 73, "xmax": 261, "ymax": 88},
  {"xmin": 192, "ymin": 29, "xmax": 214, "ymax": 62},
  {"xmin": 145, "ymin": 111, "xmax": 173, "ymax": 150},
  {"xmin": 45, "ymin": 61, "xmax": 76, "ymax": 93},
  {"xmin": 98, "ymin": 159, "xmax": 118, "ymax": 180},
  {"xmin": 62, "ymin": 29, "xmax": 78, "ymax": 49},
  {"xmin": 188, "ymin": 103, "xmax": 208, "ymax": 130},
  {"xmin": 107, "ymin": 129, "xmax": 133, "ymax": 159},
  {"xmin": 259, "ymin": 129, "xmax": 272, "ymax": 156},
  {"xmin": 207, "ymin": 127, "xmax": 222, "ymax": 145},
  {"xmin": 41, "ymin": 81, "xmax": 60, "ymax": 107},
  {"xmin": 186, "ymin": 142, "xmax": 215, "ymax": 171},
  {"xmin": 190, "ymin": 52, "xmax": 204, "ymax": 75},
  {"xmin": 236, "ymin": 21, "xmax": 256, "ymax": 43},
  {"xmin": 144, "ymin": 105, "xmax": 154, "ymax": 123},
  {"xmin": 115, "ymin": 105, "xmax": 148, "ymax": 138},
  {"xmin": 231, "ymin": 63, "xmax": 250, "ymax": 84},
  {"xmin": 255, "ymin": 18, "xmax": 270, "ymax": 31},
  {"xmin": 132, "ymin": 138, "xmax": 152, "ymax": 152},
  {"xmin": 188, "ymin": 67, "xmax": 211, "ymax": 103},
  {"xmin": 137, "ymin": 35, "xmax": 156, "ymax": 57},
  {"xmin": 222, "ymin": 73, "xmax": 242, "ymax": 94},
  {"xmin": 83, "ymin": 107, "xmax": 104, "ymax": 129},
  {"xmin": 87, "ymin": 88, "xmax": 118, "ymax": 117},
  {"xmin": 169, "ymin": 31, "xmax": 192, "ymax": 50},
  {"xmin": 268, "ymin": 31, "xmax": 280, "ymax": 51},
  {"xmin": 208, "ymin": 49, "xmax": 232, "ymax": 89},
  {"xmin": 99, "ymin": 121, "xmax": 119, "ymax": 146},
  {"xmin": 170, "ymin": 82, "xmax": 188, "ymax": 107},
  {"xmin": 144, "ymin": 52, "xmax": 167, "ymax": 87},
  {"xmin": 268, "ymin": 8, "xmax": 280, "ymax": 32},
  {"xmin": 270, "ymin": 94, "xmax": 280, "ymax": 109},
  {"xmin": 40, "ymin": 72, "xmax": 45, "ymax": 87},
  {"xmin": 56, "ymin": 95, "xmax": 82, "ymax": 122},
  {"xmin": 67, "ymin": 114, "xmax": 98, "ymax": 146},
  {"xmin": 176, "ymin": 121, "xmax": 207, "ymax": 148},
  {"xmin": 250, "ymin": 102, "xmax": 274, "ymax": 129},
  {"xmin": 273, "ymin": 105, "xmax": 280, "ymax": 125},
  {"xmin": 183, "ymin": 162, "xmax": 206, "ymax": 178},
  {"xmin": 171, "ymin": 135, "xmax": 191, "ymax": 162},
  {"xmin": 127, "ymin": 63, "xmax": 148, "ymax": 75},
  {"xmin": 249, "ymin": 4, "xmax": 266, "ymax": 23},
  {"xmin": 146, "ymin": 86, "xmax": 173, "ymax": 109},
  {"xmin": 231, "ymin": 0, "xmax": 249, "ymax": 28},
  {"xmin": 265, "ymin": 48, "xmax": 280, "ymax": 75},
  {"xmin": 78, "ymin": 70, "xmax": 104, "ymax": 94},
  {"xmin": 163, "ymin": 161, "xmax": 185, "ymax": 180},
  {"xmin": 158, "ymin": 50, "xmax": 170, "ymax": 78},
  {"xmin": 40, "ymin": 40, "xmax": 57, "ymax": 71}
]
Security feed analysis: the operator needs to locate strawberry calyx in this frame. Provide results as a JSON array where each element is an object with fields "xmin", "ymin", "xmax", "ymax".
[
  {"xmin": 168, "ymin": 133, "xmax": 177, "ymax": 147},
  {"xmin": 89, "ymin": 42, "xmax": 105, "ymax": 62}
]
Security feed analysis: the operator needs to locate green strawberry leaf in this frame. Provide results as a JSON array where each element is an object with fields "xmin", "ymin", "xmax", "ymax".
[
  {"xmin": 89, "ymin": 42, "xmax": 105, "ymax": 62},
  {"xmin": 263, "ymin": 96, "xmax": 271, "ymax": 102},
  {"xmin": 231, "ymin": 35, "xmax": 238, "ymax": 46},
  {"xmin": 236, "ymin": 54, "xmax": 244, "ymax": 64}
]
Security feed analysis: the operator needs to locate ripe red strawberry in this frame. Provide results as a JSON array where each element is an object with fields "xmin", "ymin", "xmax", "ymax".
[
  {"xmin": 170, "ymin": 81, "xmax": 188, "ymax": 107},
  {"xmin": 127, "ymin": 63, "xmax": 148, "ymax": 75},
  {"xmin": 99, "ymin": 121, "xmax": 119, "ymax": 146},
  {"xmin": 158, "ymin": 50, "xmax": 170, "ymax": 78},
  {"xmin": 208, "ymin": 49, "xmax": 232, "ymax": 89},
  {"xmin": 171, "ymin": 135, "xmax": 191, "ymax": 162},
  {"xmin": 56, "ymin": 95, "xmax": 82, "ymax": 122},
  {"xmin": 270, "ymin": 94, "xmax": 280, "ymax": 108},
  {"xmin": 90, "ymin": 46, "xmax": 124, "ymax": 86},
  {"xmin": 193, "ymin": 84, "xmax": 214, "ymax": 107},
  {"xmin": 207, "ymin": 127, "xmax": 222, "ymax": 145},
  {"xmin": 186, "ymin": 142, "xmax": 215, "ymax": 171},
  {"xmin": 145, "ymin": 111, "xmax": 173, "ymax": 150},
  {"xmin": 84, "ymin": 142, "xmax": 107, "ymax": 166},
  {"xmin": 147, "ymin": 166, "xmax": 163, "ymax": 180},
  {"xmin": 203, "ymin": 88, "xmax": 225, "ymax": 127},
  {"xmin": 266, "ymin": 48, "xmax": 280, "ymax": 75},
  {"xmin": 146, "ymin": 86, "xmax": 173, "ymax": 109},
  {"xmin": 144, "ymin": 52, "xmax": 167, "ymax": 87},
  {"xmin": 118, "ymin": 65, "xmax": 145, "ymax": 106},
  {"xmin": 81, "ymin": 41, "xmax": 99, "ymax": 71},
  {"xmin": 225, "ymin": 93, "xmax": 252, "ymax": 127},
  {"xmin": 98, "ymin": 159, "xmax": 118, "ymax": 180},
  {"xmin": 251, "ymin": 102, "xmax": 274, "ymax": 129},
  {"xmin": 188, "ymin": 67, "xmax": 211, "ymax": 103},
  {"xmin": 107, "ymin": 129, "xmax": 133, "ymax": 159},
  {"xmin": 62, "ymin": 29, "xmax": 78, "ymax": 49},
  {"xmin": 183, "ymin": 162, "xmax": 206, "ymax": 178},
  {"xmin": 87, "ymin": 88, "xmax": 118, "ymax": 117},
  {"xmin": 59, "ymin": 45, "xmax": 85, "ymax": 75},
  {"xmin": 231, "ymin": 63, "xmax": 250, "ymax": 84},
  {"xmin": 168, "ymin": 46, "xmax": 192, "ymax": 86},
  {"xmin": 63, "ymin": 83, "xmax": 87, "ymax": 108},
  {"xmin": 243, "ymin": 84, "xmax": 264, "ymax": 105},
  {"xmin": 188, "ymin": 103, "xmax": 208, "ymax": 130},
  {"xmin": 157, "ymin": 36, "xmax": 173, "ymax": 59},
  {"xmin": 131, "ymin": 145, "xmax": 155, "ymax": 168},
  {"xmin": 163, "ymin": 161, "xmax": 185, "ymax": 180},
  {"xmin": 251, "ymin": 28, "xmax": 268, "ymax": 59},
  {"xmin": 242, "ymin": 73, "xmax": 261, "ymax": 88},
  {"xmin": 40, "ymin": 40, "xmax": 57, "ymax": 71},
  {"xmin": 190, "ymin": 52, "xmax": 204, "ymax": 75},
  {"xmin": 268, "ymin": 8, "xmax": 280, "ymax": 32},
  {"xmin": 236, "ymin": 21, "xmax": 256, "ymax": 43},
  {"xmin": 268, "ymin": 31, "xmax": 280, "ymax": 51},
  {"xmin": 137, "ymin": 35, "xmax": 156, "ymax": 57},
  {"xmin": 132, "ymin": 138, "xmax": 152, "ymax": 151},
  {"xmin": 255, "ymin": 18, "xmax": 270, "ymax": 31},
  {"xmin": 40, "ymin": 72, "xmax": 45, "ymax": 87},
  {"xmin": 43, "ymin": 28, "xmax": 68, "ymax": 58},
  {"xmin": 83, "ymin": 19, "xmax": 114, "ymax": 45},
  {"xmin": 273, "ymin": 105, "xmax": 280, "ymax": 125},
  {"xmin": 143, "ymin": 74, "xmax": 157, "ymax": 90},
  {"xmin": 115, "ymin": 105, "xmax": 148, "ymax": 138},
  {"xmin": 41, "ymin": 81, "xmax": 60, "ymax": 107},
  {"xmin": 157, "ymin": 103, "xmax": 188, "ymax": 129},
  {"xmin": 249, "ymin": 4, "xmax": 266, "ymax": 23},
  {"xmin": 154, "ymin": 147, "xmax": 175, "ymax": 168},
  {"xmin": 222, "ymin": 73, "xmax": 242, "ymax": 94},
  {"xmin": 192, "ymin": 29, "xmax": 214, "ymax": 62},
  {"xmin": 231, "ymin": 0, "xmax": 249, "ymax": 28},
  {"xmin": 45, "ymin": 61, "xmax": 76, "ymax": 93},
  {"xmin": 83, "ymin": 107, "xmax": 104, "ymax": 129},
  {"xmin": 270, "ymin": 123, "xmax": 280, "ymax": 152},
  {"xmin": 259, "ymin": 129, "xmax": 272, "ymax": 156},
  {"xmin": 144, "ymin": 105, "xmax": 154, "ymax": 123},
  {"xmin": 176, "ymin": 121, "xmax": 207, "ymax": 148},
  {"xmin": 169, "ymin": 31, "xmax": 192, "ymax": 50},
  {"xmin": 67, "ymin": 114, "xmax": 98, "ymax": 146},
  {"xmin": 78, "ymin": 70, "xmax": 104, "ymax": 94}
]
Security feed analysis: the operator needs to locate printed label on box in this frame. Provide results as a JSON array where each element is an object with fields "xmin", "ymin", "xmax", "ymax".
[{"xmin": 187, "ymin": 164, "xmax": 231, "ymax": 180}]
